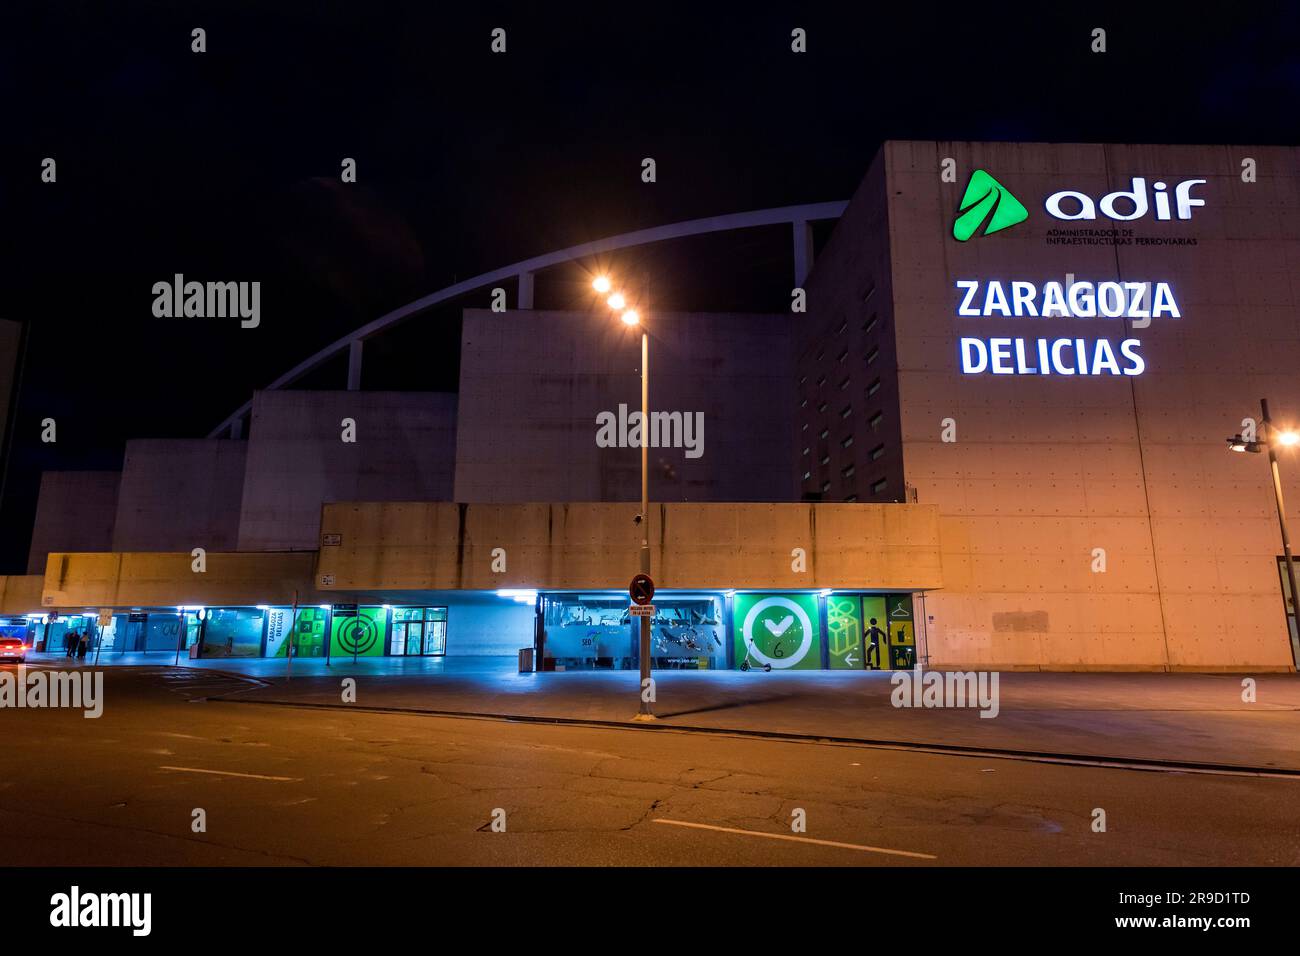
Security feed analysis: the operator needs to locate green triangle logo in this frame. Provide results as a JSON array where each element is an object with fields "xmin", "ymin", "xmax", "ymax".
[{"xmin": 952, "ymin": 169, "xmax": 1029, "ymax": 241}]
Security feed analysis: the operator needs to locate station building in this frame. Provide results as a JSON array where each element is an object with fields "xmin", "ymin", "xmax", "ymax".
[{"xmin": 5, "ymin": 141, "xmax": 1298, "ymax": 673}]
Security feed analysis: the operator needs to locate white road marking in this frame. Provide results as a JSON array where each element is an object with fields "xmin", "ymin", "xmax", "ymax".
[
  {"xmin": 652, "ymin": 818, "xmax": 937, "ymax": 859},
  {"xmin": 158, "ymin": 765, "xmax": 299, "ymax": 782}
]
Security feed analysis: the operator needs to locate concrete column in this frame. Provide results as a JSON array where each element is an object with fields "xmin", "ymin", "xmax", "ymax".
[
  {"xmin": 518, "ymin": 271, "xmax": 535, "ymax": 310},
  {"xmin": 347, "ymin": 340, "xmax": 363, "ymax": 391},
  {"xmin": 792, "ymin": 220, "xmax": 814, "ymax": 286}
]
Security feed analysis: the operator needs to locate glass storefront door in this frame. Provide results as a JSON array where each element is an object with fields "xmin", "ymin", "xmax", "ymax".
[
  {"xmin": 389, "ymin": 608, "xmax": 447, "ymax": 657},
  {"xmin": 423, "ymin": 613, "xmax": 447, "ymax": 655},
  {"xmin": 403, "ymin": 622, "xmax": 423, "ymax": 655}
]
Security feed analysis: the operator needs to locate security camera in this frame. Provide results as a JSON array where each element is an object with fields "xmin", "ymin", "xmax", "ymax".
[{"xmin": 633, "ymin": 514, "xmax": 643, "ymax": 525}]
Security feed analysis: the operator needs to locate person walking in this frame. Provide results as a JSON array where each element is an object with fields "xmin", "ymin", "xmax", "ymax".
[
  {"xmin": 77, "ymin": 629, "xmax": 90, "ymax": 660},
  {"xmin": 64, "ymin": 628, "xmax": 77, "ymax": 657}
]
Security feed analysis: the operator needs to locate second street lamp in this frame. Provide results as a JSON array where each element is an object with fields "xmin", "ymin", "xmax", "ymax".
[
  {"xmin": 593, "ymin": 276, "xmax": 655, "ymax": 719},
  {"xmin": 1227, "ymin": 398, "xmax": 1300, "ymax": 666}
]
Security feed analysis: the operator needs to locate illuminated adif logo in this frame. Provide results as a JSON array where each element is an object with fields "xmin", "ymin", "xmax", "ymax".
[
  {"xmin": 1045, "ymin": 178, "xmax": 1206, "ymax": 222},
  {"xmin": 952, "ymin": 169, "xmax": 1028, "ymax": 241}
]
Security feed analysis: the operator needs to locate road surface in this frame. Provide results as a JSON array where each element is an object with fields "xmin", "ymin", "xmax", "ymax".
[{"xmin": 1, "ymin": 667, "xmax": 1297, "ymax": 865}]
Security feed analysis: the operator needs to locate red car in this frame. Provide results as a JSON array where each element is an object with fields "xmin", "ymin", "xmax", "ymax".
[{"xmin": 0, "ymin": 637, "xmax": 28, "ymax": 663}]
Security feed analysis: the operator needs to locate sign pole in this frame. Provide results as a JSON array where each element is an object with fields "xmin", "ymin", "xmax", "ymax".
[
  {"xmin": 286, "ymin": 590, "xmax": 298, "ymax": 682},
  {"xmin": 92, "ymin": 609, "xmax": 108, "ymax": 667}
]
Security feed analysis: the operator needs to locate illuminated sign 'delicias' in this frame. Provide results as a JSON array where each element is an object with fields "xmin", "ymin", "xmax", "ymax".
[{"xmin": 955, "ymin": 279, "xmax": 1181, "ymax": 377}]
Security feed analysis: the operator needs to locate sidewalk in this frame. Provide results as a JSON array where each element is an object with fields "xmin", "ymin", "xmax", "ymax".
[{"xmin": 163, "ymin": 654, "xmax": 1300, "ymax": 772}]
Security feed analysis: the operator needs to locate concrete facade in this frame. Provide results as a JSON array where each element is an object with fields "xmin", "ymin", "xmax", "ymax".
[
  {"xmin": 316, "ymin": 500, "xmax": 943, "ymax": 592},
  {"xmin": 27, "ymin": 471, "xmax": 120, "ymax": 575},
  {"xmin": 41, "ymin": 551, "xmax": 322, "ymax": 609},
  {"xmin": 455, "ymin": 309, "xmax": 796, "ymax": 504},
  {"xmin": 0, "ymin": 575, "xmax": 42, "ymax": 615},
  {"xmin": 237, "ymin": 390, "xmax": 457, "ymax": 552},
  {"xmin": 112, "ymin": 439, "xmax": 247, "ymax": 552},
  {"xmin": 798, "ymin": 152, "xmax": 906, "ymax": 504},
  {"xmin": 805, "ymin": 141, "xmax": 1300, "ymax": 670}
]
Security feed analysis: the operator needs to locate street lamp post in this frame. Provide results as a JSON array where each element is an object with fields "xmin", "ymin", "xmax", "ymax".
[
  {"xmin": 1261, "ymin": 400, "xmax": 1300, "ymax": 664},
  {"xmin": 1228, "ymin": 398, "xmax": 1300, "ymax": 666},
  {"xmin": 595, "ymin": 275, "xmax": 655, "ymax": 718},
  {"xmin": 636, "ymin": 325, "xmax": 653, "ymax": 718}
]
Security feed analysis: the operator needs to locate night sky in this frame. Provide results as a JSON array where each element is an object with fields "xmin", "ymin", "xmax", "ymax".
[{"xmin": 1, "ymin": 2, "xmax": 1298, "ymax": 569}]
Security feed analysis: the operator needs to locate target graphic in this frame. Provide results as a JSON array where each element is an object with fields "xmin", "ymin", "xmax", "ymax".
[{"xmin": 335, "ymin": 614, "xmax": 381, "ymax": 655}]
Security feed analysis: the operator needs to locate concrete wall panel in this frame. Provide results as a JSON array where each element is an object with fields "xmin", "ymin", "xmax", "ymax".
[
  {"xmin": 237, "ymin": 390, "xmax": 457, "ymax": 551},
  {"xmin": 455, "ymin": 310, "xmax": 796, "ymax": 504},
  {"xmin": 42, "ymin": 551, "xmax": 322, "ymax": 608},
  {"xmin": 317, "ymin": 501, "xmax": 943, "ymax": 593},
  {"xmin": 27, "ymin": 471, "xmax": 120, "ymax": 574},
  {"xmin": 113, "ymin": 439, "xmax": 247, "ymax": 552},
  {"xmin": 0, "ymin": 575, "xmax": 44, "ymax": 614}
]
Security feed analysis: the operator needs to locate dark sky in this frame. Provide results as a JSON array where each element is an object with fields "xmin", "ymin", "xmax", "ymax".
[{"xmin": 1, "ymin": 1, "xmax": 1298, "ymax": 570}]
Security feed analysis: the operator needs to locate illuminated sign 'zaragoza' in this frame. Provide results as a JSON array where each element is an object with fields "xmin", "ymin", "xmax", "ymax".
[
  {"xmin": 956, "ymin": 279, "xmax": 1180, "ymax": 319},
  {"xmin": 956, "ymin": 279, "xmax": 1181, "ymax": 377}
]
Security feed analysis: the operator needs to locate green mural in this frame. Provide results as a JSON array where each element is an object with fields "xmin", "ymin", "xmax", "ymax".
[
  {"xmin": 885, "ymin": 595, "xmax": 916, "ymax": 669},
  {"xmin": 329, "ymin": 607, "xmax": 387, "ymax": 658},
  {"xmin": 860, "ymin": 596, "xmax": 888, "ymax": 669},
  {"xmin": 733, "ymin": 593, "xmax": 821, "ymax": 670},
  {"xmin": 266, "ymin": 606, "xmax": 328, "ymax": 657},
  {"xmin": 827, "ymin": 595, "xmax": 862, "ymax": 670}
]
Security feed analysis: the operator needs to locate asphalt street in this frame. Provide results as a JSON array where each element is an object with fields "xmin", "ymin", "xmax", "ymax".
[{"xmin": 1, "ymin": 666, "xmax": 1297, "ymax": 866}]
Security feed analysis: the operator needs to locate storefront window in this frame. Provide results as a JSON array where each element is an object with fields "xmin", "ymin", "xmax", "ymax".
[
  {"xmin": 733, "ymin": 593, "xmax": 822, "ymax": 670},
  {"xmin": 328, "ymin": 606, "xmax": 386, "ymax": 658},
  {"xmin": 144, "ymin": 614, "xmax": 183, "ymax": 652},
  {"xmin": 824, "ymin": 594, "xmax": 915, "ymax": 670},
  {"xmin": 649, "ymin": 598, "xmax": 725, "ymax": 669},
  {"xmin": 883, "ymin": 594, "xmax": 916, "ymax": 669},
  {"xmin": 265, "ymin": 607, "xmax": 329, "ymax": 658},
  {"xmin": 42, "ymin": 615, "xmax": 91, "ymax": 653},
  {"xmin": 542, "ymin": 594, "xmax": 724, "ymax": 670},
  {"xmin": 389, "ymin": 607, "xmax": 447, "ymax": 656},
  {"xmin": 201, "ymin": 608, "xmax": 264, "ymax": 658}
]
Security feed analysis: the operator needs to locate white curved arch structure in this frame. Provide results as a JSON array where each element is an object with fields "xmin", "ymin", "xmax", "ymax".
[{"xmin": 208, "ymin": 200, "xmax": 848, "ymax": 438}]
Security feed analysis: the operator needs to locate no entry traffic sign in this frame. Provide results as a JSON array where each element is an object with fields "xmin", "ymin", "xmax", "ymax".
[{"xmin": 629, "ymin": 573, "xmax": 655, "ymax": 606}]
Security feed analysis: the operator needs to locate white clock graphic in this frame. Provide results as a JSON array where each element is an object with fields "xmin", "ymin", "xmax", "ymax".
[{"xmin": 741, "ymin": 596, "xmax": 814, "ymax": 668}]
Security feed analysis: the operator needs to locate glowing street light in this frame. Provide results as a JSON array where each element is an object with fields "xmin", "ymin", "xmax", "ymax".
[
  {"xmin": 1227, "ymin": 398, "xmax": 1300, "ymax": 666},
  {"xmin": 596, "ymin": 273, "xmax": 654, "ymax": 719}
]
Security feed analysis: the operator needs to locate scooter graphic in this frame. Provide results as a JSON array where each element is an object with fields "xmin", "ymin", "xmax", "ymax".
[{"xmin": 738, "ymin": 643, "xmax": 772, "ymax": 672}]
